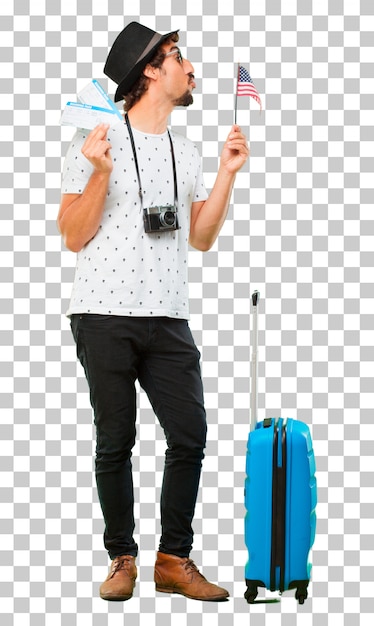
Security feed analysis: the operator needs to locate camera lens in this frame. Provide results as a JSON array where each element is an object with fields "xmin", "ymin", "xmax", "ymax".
[{"xmin": 160, "ymin": 211, "xmax": 176, "ymax": 227}]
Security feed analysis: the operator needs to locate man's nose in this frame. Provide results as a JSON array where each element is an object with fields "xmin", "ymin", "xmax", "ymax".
[{"xmin": 183, "ymin": 57, "xmax": 195, "ymax": 75}]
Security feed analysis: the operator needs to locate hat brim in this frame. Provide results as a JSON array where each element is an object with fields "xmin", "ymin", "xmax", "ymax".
[{"xmin": 113, "ymin": 30, "xmax": 179, "ymax": 102}]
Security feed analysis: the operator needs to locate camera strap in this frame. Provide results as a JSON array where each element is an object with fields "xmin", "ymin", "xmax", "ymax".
[{"xmin": 125, "ymin": 113, "xmax": 178, "ymax": 211}]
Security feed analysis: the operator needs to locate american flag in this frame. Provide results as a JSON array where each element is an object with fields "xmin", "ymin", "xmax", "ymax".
[{"xmin": 237, "ymin": 65, "xmax": 262, "ymax": 110}]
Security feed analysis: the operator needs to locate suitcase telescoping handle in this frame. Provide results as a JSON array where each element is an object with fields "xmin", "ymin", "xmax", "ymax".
[{"xmin": 250, "ymin": 291, "xmax": 260, "ymax": 431}]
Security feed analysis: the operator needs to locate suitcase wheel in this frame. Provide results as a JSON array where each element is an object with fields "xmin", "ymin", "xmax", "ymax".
[
  {"xmin": 295, "ymin": 588, "xmax": 308, "ymax": 605},
  {"xmin": 244, "ymin": 583, "xmax": 258, "ymax": 604},
  {"xmin": 290, "ymin": 580, "xmax": 309, "ymax": 605},
  {"xmin": 246, "ymin": 592, "xmax": 257, "ymax": 604}
]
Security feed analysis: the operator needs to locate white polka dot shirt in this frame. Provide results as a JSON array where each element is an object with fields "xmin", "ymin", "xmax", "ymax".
[{"xmin": 61, "ymin": 122, "xmax": 208, "ymax": 319}]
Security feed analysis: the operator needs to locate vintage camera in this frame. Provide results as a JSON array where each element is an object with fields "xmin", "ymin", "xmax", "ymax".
[{"xmin": 143, "ymin": 205, "xmax": 180, "ymax": 233}]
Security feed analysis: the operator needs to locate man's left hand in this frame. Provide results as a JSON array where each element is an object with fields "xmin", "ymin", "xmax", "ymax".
[{"xmin": 220, "ymin": 125, "xmax": 249, "ymax": 174}]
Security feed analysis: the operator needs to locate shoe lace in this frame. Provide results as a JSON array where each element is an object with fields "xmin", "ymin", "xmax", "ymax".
[
  {"xmin": 183, "ymin": 559, "xmax": 201, "ymax": 575},
  {"xmin": 110, "ymin": 556, "xmax": 133, "ymax": 579}
]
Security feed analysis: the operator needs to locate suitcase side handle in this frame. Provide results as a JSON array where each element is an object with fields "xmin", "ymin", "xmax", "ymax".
[{"xmin": 250, "ymin": 290, "xmax": 260, "ymax": 431}]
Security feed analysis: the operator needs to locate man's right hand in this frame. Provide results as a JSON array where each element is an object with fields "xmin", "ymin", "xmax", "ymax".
[
  {"xmin": 81, "ymin": 123, "xmax": 113, "ymax": 174},
  {"xmin": 57, "ymin": 123, "xmax": 114, "ymax": 252}
]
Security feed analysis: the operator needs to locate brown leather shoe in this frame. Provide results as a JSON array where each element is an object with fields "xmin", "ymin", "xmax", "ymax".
[
  {"xmin": 154, "ymin": 552, "xmax": 229, "ymax": 601},
  {"xmin": 100, "ymin": 555, "xmax": 137, "ymax": 601}
]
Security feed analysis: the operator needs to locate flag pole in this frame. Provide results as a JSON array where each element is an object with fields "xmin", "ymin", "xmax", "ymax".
[{"xmin": 234, "ymin": 62, "xmax": 240, "ymax": 125}]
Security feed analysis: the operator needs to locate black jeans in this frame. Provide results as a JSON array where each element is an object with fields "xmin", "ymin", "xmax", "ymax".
[{"xmin": 70, "ymin": 314, "xmax": 207, "ymax": 560}]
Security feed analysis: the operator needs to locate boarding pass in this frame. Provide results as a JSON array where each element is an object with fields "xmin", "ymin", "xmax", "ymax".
[
  {"xmin": 60, "ymin": 102, "xmax": 121, "ymax": 130},
  {"xmin": 78, "ymin": 79, "xmax": 123, "ymax": 121}
]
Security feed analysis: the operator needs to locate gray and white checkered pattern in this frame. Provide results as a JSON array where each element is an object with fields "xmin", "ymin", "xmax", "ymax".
[{"xmin": 1, "ymin": 0, "xmax": 373, "ymax": 624}]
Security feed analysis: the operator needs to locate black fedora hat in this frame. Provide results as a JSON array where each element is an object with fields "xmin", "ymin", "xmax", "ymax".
[{"xmin": 104, "ymin": 22, "xmax": 179, "ymax": 102}]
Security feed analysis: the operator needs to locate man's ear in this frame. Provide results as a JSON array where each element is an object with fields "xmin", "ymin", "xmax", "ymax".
[{"xmin": 143, "ymin": 64, "xmax": 159, "ymax": 81}]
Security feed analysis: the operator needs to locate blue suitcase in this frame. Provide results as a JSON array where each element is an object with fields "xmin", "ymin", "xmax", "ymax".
[{"xmin": 244, "ymin": 292, "xmax": 317, "ymax": 604}]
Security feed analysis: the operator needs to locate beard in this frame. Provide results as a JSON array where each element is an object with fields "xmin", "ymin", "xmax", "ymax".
[{"xmin": 173, "ymin": 90, "xmax": 194, "ymax": 107}]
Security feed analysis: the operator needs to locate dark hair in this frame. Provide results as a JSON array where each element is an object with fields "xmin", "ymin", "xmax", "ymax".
[{"xmin": 123, "ymin": 32, "xmax": 179, "ymax": 112}]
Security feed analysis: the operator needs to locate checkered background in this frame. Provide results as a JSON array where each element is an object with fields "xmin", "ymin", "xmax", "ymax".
[{"xmin": 1, "ymin": 0, "xmax": 373, "ymax": 624}]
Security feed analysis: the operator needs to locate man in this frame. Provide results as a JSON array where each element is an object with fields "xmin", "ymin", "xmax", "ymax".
[{"xmin": 58, "ymin": 22, "xmax": 249, "ymax": 602}]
